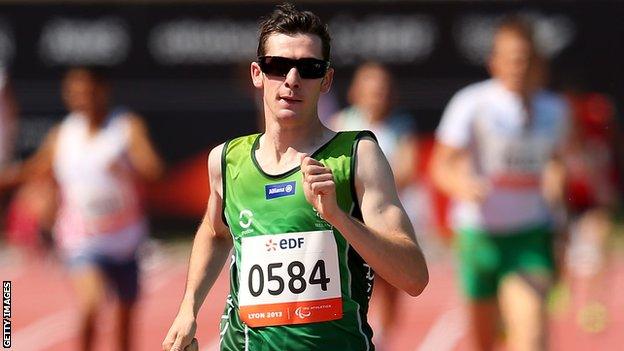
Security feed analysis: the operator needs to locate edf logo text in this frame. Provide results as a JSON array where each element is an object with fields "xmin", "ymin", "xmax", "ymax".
[{"xmin": 280, "ymin": 238, "xmax": 304, "ymax": 250}]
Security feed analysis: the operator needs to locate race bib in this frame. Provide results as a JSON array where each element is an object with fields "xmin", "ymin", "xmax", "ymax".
[
  {"xmin": 501, "ymin": 141, "xmax": 543, "ymax": 174},
  {"xmin": 486, "ymin": 138, "xmax": 548, "ymax": 189},
  {"xmin": 72, "ymin": 184, "xmax": 139, "ymax": 234},
  {"xmin": 238, "ymin": 230, "xmax": 343, "ymax": 327}
]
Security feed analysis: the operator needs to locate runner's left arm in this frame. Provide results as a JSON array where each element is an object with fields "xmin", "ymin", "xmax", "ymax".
[
  {"xmin": 300, "ymin": 137, "xmax": 428, "ymax": 296},
  {"xmin": 543, "ymin": 100, "xmax": 572, "ymax": 279},
  {"xmin": 126, "ymin": 114, "xmax": 165, "ymax": 181},
  {"xmin": 163, "ymin": 144, "xmax": 232, "ymax": 351}
]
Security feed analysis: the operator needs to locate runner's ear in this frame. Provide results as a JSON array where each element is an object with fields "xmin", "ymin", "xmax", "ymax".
[
  {"xmin": 251, "ymin": 62, "xmax": 263, "ymax": 89},
  {"xmin": 320, "ymin": 68, "xmax": 334, "ymax": 94}
]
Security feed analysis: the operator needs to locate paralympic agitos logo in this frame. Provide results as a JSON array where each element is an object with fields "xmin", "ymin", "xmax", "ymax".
[{"xmin": 295, "ymin": 306, "xmax": 311, "ymax": 319}]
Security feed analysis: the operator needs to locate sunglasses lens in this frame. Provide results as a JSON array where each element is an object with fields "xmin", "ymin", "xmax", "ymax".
[
  {"xmin": 259, "ymin": 57, "xmax": 292, "ymax": 77},
  {"xmin": 297, "ymin": 58, "xmax": 327, "ymax": 79},
  {"xmin": 259, "ymin": 57, "xmax": 328, "ymax": 79}
]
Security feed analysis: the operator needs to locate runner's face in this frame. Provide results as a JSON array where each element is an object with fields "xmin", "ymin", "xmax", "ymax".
[
  {"xmin": 251, "ymin": 33, "xmax": 333, "ymax": 124},
  {"xmin": 351, "ymin": 67, "xmax": 393, "ymax": 122},
  {"xmin": 62, "ymin": 72, "xmax": 109, "ymax": 120},
  {"xmin": 489, "ymin": 30, "xmax": 534, "ymax": 93}
]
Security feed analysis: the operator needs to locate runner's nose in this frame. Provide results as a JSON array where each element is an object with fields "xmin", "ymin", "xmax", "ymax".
[{"xmin": 284, "ymin": 68, "xmax": 301, "ymax": 89}]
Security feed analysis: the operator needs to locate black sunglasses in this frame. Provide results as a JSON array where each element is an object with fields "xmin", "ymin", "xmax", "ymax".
[{"xmin": 258, "ymin": 56, "xmax": 330, "ymax": 79}]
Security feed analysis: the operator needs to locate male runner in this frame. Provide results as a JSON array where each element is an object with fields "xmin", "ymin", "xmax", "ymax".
[
  {"xmin": 430, "ymin": 17, "xmax": 568, "ymax": 351},
  {"xmin": 162, "ymin": 4, "xmax": 428, "ymax": 351}
]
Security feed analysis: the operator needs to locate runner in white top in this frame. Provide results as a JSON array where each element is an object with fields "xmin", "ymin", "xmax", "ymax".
[
  {"xmin": 431, "ymin": 17, "xmax": 568, "ymax": 351},
  {"xmin": 436, "ymin": 78, "xmax": 568, "ymax": 232},
  {"xmin": 53, "ymin": 109, "xmax": 145, "ymax": 259},
  {"xmin": 0, "ymin": 67, "xmax": 164, "ymax": 351}
]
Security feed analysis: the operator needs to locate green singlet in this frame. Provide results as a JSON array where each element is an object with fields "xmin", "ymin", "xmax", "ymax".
[{"xmin": 219, "ymin": 131, "xmax": 377, "ymax": 351}]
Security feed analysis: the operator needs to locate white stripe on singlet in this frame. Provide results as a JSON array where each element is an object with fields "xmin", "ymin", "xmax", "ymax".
[
  {"xmin": 348, "ymin": 201, "xmax": 370, "ymax": 351},
  {"xmin": 244, "ymin": 324, "xmax": 249, "ymax": 351}
]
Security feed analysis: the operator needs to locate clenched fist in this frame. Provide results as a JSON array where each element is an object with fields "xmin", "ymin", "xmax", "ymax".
[
  {"xmin": 163, "ymin": 337, "xmax": 198, "ymax": 351},
  {"xmin": 299, "ymin": 154, "xmax": 340, "ymax": 222},
  {"xmin": 162, "ymin": 310, "xmax": 198, "ymax": 351}
]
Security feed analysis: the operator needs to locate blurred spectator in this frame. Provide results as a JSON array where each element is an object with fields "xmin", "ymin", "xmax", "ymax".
[
  {"xmin": 330, "ymin": 63, "xmax": 418, "ymax": 192},
  {"xmin": 430, "ymin": 17, "xmax": 569, "ymax": 351},
  {"xmin": 562, "ymin": 91, "xmax": 619, "ymax": 333},
  {"xmin": 0, "ymin": 69, "xmax": 55, "ymax": 255},
  {"xmin": 1, "ymin": 67, "xmax": 57, "ymax": 253},
  {"xmin": 328, "ymin": 62, "xmax": 422, "ymax": 348},
  {"xmin": 0, "ymin": 68, "xmax": 16, "ymax": 169},
  {"xmin": 0, "ymin": 67, "xmax": 164, "ymax": 351},
  {"xmin": 0, "ymin": 69, "xmax": 21, "ymax": 239}
]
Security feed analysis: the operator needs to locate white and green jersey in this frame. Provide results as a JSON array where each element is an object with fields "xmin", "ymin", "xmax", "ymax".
[
  {"xmin": 219, "ymin": 131, "xmax": 377, "ymax": 351},
  {"xmin": 436, "ymin": 79, "xmax": 569, "ymax": 233}
]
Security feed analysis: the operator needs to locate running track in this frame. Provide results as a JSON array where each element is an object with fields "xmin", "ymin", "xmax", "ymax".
[{"xmin": 1, "ymin": 243, "xmax": 622, "ymax": 351}]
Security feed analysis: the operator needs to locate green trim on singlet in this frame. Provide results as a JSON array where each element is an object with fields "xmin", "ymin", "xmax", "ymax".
[
  {"xmin": 249, "ymin": 132, "xmax": 343, "ymax": 179},
  {"xmin": 219, "ymin": 130, "xmax": 377, "ymax": 351},
  {"xmin": 221, "ymin": 139, "xmax": 232, "ymax": 226}
]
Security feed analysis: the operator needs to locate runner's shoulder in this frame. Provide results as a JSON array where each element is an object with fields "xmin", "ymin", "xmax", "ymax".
[
  {"xmin": 446, "ymin": 79, "xmax": 496, "ymax": 110},
  {"xmin": 534, "ymin": 90, "xmax": 570, "ymax": 118},
  {"xmin": 226, "ymin": 133, "xmax": 262, "ymax": 150},
  {"xmin": 208, "ymin": 143, "xmax": 226, "ymax": 180}
]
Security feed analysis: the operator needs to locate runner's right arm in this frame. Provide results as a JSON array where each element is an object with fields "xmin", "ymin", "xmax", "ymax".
[
  {"xmin": 0, "ymin": 127, "xmax": 58, "ymax": 190},
  {"xmin": 430, "ymin": 87, "xmax": 488, "ymax": 203},
  {"xmin": 430, "ymin": 142, "xmax": 488, "ymax": 203},
  {"xmin": 162, "ymin": 143, "xmax": 232, "ymax": 351}
]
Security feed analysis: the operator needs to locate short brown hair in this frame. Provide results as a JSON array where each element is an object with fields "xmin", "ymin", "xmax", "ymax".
[
  {"xmin": 64, "ymin": 66, "xmax": 109, "ymax": 86},
  {"xmin": 257, "ymin": 3, "xmax": 331, "ymax": 60},
  {"xmin": 494, "ymin": 16, "xmax": 537, "ymax": 53}
]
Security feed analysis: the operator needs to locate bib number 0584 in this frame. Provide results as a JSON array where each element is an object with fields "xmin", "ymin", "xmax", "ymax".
[
  {"xmin": 238, "ymin": 231, "xmax": 342, "ymax": 327},
  {"xmin": 248, "ymin": 259, "xmax": 330, "ymax": 297}
]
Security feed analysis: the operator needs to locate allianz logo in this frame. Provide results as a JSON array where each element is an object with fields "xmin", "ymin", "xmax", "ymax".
[
  {"xmin": 265, "ymin": 181, "xmax": 296, "ymax": 199},
  {"xmin": 268, "ymin": 183, "xmax": 293, "ymax": 194}
]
